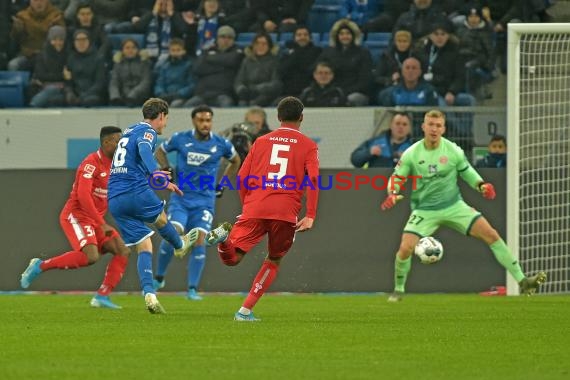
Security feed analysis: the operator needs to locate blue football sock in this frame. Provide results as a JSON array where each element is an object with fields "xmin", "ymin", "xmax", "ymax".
[
  {"xmin": 156, "ymin": 240, "xmax": 174, "ymax": 277},
  {"xmin": 158, "ymin": 223, "xmax": 183, "ymax": 249},
  {"xmin": 188, "ymin": 245, "xmax": 206, "ymax": 289},
  {"xmin": 137, "ymin": 251, "xmax": 155, "ymax": 295}
]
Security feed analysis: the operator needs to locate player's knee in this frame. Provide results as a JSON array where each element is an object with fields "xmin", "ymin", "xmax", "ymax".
[
  {"xmin": 85, "ymin": 251, "xmax": 100, "ymax": 264},
  {"xmin": 398, "ymin": 242, "xmax": 415, "ymax": 258},
  {"xmin": 118, "ymin": 246, "xmax": 130, "ymax": 257}
]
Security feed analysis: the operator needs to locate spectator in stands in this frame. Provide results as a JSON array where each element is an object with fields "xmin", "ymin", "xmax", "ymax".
[
  {"xmin": 456, "ymin": 6, "xmax": 495, "ymax": 99},
  {"xmin": 29, "ymin": 25, "xmax": 67, "ymax": 107},
  {"xmin": 103, "ymin": 0, "xmax": 154, "ymax": 33},
  {"xmin": 8, "ymin": 0, "xmax": 65, "ymax": 72},
  {"xmin": 351, "ymin": 112, "xmax": 413, "ymax": 168},
  {"xmin": 393, "ymin": 0, "xmax": 446, "ymax": 40},
  {"xmin": 277, "ymin": 25, "xmax": 322, "ymax": 98},
  {"xmin": 377, "ymin": 56, "xmax": 438, "ymax": 106},
  {"xmin": 67, "ymin": 3, "xmax": 111, "ymax": 63},
  {"xmin": 154, "ymin": 38, "xmax": 194, "ymax": 106},
  {"xmin": 365, "ymin": 0, "xmax": 411, "ymax": 33},
  {"xmin": 339, "ymin": 0, "xmax": 376, "ymax": 30},
  {"xmin": 250, "ymin": 0, "xmax": 314, "ymax": 33},
  {"xmin": 63, "ymin": 29, "xmax": 107, "ymax": 106},
  {"xmin": 133, "ymin": 0, "xmax": 175, "ymax": 64},
  {"xmin": 244, "ymin": 106, "xmax": 272, "ymax": 141},
  {"xmin": 299, "ymin": 62, "xmax": 347, "ymax": 107},
  {"xmin": 183, "ymin": 25, "xmax": 243, "ymax": 107},
  {"xmin": 373, "ymin": 27, "xmax": 414, "ymax": 93},
  {"xmin": 109, "ymin": 38, "xmax": 153, "ymax": 107},
  {"xmin": 234, "ymin": 32, "xmax": 282, "ymax": 107},
  {"xmin": 317, "ymin": 19, "xmax": 372, "ymax": 106},
  {"xmin": 193, "ymin": 0, "xmax": 226, "ymax": 55},
  {"xmin": 476, "ymin": 135, "xmax": 506, "ymax": 168},
  {"xmin": 413, "ymin": 19, "xmax": 475, "ymax": 106},
  {"xmin": 91, "ymin": 0, "xmax": 130, "ymax": 33},
  {"xmin": 170, "ymin": 2, "xmax": 200, "ymax": 57}
]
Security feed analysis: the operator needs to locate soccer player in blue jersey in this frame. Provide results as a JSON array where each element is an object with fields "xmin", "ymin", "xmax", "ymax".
[
  {"xmin": 153, "ymin": 105, "xmax": 241, "ymax": 300},
  {"xmin": 108, "ymin": 97, "xmax": 200, "ymax": 314}
]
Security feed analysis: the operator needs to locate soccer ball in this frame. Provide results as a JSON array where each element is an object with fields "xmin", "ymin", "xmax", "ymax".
[{"xmin": 414, "ymin": 237, "xmax": 444, "ymax": 264}]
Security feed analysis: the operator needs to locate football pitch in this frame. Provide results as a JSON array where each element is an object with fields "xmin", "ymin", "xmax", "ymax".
[{"xmin": 1, "ymin": 293, "xmax": 569, "ymax": 380}]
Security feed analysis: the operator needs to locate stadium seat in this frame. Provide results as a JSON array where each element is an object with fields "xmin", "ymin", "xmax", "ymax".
[
  {"xmin": 108, "ymin": 34, "xmax": 146, "ymax": 51},
  {"xmin": 235, "ymin": 32, "xmax": 255, "ymax": 48},
  {"xmin": 0, "ymin": 71, "xmax": 30, "ymax": 108},
  {"xmin": 365, "ymin": 32, "xmax": 391, "ymax": 42},
  {"xmin": 363, "ymin": 40, "xmax": 389, "ymax": 64},
  {"xmin": 307, "ymin": 5, "xmax": 341, "ymax": 34}
]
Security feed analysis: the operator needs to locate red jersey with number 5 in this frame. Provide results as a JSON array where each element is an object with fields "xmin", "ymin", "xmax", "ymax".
[
  {"xmin": 238, "ymin": 124, "xmax": 319, "ymax": 223},
  {"xmin": 63, "ymin": 149, "xmax": 112, "ymax": 225}
]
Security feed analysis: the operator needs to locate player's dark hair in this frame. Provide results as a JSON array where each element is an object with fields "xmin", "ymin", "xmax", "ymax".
[
  {"xmin": 142, "ymin": 98, "xmax": 169, "ymax": 120},
  {"xmin": 100, "ymin": 126, "xmax": 122, "ymax": 143},
  {"xmin": 277, "ymin": 96, "xmax": 304, "ymax": 122},
  {"xmin": 490, "ymin": 134, "xmax": 506, "ymax": 145},
  {"xmin": 191, "ymin": 105, "xmax": 214, "ymax": 118}
]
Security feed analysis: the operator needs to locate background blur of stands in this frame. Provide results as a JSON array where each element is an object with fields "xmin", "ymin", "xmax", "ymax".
[{"xmin": 0, "ymin": 106, "xmax": 505, "ymax": 170}]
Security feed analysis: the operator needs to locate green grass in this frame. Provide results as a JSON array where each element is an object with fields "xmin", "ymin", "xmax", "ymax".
[{"xmin": 1, "ymin": 294, "xmax": 569, "ymax": 380}]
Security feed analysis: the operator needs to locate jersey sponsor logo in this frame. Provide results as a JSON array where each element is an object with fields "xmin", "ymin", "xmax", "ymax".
[
  {"xmin": 439, "ymin": 156, "xmax": 448, "ymax": 164},
  {"xmin": 428, "ymin": 164, "xmax": 438, "ymax": 173},
  {"xmin": 83, "ymin": 163, "xmax": 96, "ymax": 178},
  {"xmin": 144, "ymin": 132, "xmax": 154, "ymax": 142},
  {"xmin": 186, "ymin": 152, "xmax": 211, "ymax": 166}
]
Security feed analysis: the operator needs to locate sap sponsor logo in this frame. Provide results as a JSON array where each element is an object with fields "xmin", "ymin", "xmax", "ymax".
[{"xmin": 187, "ymin": 152, "xmax": 211, "ymax": 166}]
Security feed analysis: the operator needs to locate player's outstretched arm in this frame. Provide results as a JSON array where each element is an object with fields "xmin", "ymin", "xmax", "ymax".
[{"xmin": 296, "ymin": 217, "xmax": 314, "ymax": 232}]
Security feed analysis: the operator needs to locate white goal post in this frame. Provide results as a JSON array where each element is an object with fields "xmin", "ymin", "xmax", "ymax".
[{"xmin": 507, "ymin": 23, "xmax": 570, "ymax": 295}]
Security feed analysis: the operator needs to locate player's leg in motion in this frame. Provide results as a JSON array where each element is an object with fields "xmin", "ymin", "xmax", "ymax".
[
  {"xmin": 90, "ymin": 235, "xmax": 130, "ymax": 309},
  {"xmin": 186, "ymin": 232, "xmax": 207, "ymax": 300},
  {"xmin": 469, "ymin": 217, "xmax": 547, "ymax": 295},
  {"xmin": 388, "ymin": 233, "xmax": 420, "ymax": 302},
  {"xmin": 206, "ymin": 222, "xmax": 242, "ymax": 265},
  {"xmin": 20, "ymin": 244, "xmax": 99, "ymax": 289}
]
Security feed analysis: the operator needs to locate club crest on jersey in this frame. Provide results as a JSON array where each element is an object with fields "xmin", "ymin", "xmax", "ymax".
[
  {"xmin": 428, "ymin": 164, "xmax": 438, "ymax": 173},
  {"xmin": 187, "ymin": 152, "xmax": 211, "ymax": 166},
  {"xmin": 210, "ymin": 145, "xmax": 217, "ymax": 153},
  {"xmin": 439, "ymin": 156, "xmax": 448, "ymax": 164},
  {"xmin": 144, "ymin": 132, "xmax": 154, "ymax": 142},
  {"xmin": 83, "ymin": 163, "xmax": 96, "ymax": 178}
]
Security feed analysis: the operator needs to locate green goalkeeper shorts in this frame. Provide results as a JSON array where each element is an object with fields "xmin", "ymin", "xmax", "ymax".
[{"xmin": 403, "ymin": 200, "xmax": 482, "ymax": 237}]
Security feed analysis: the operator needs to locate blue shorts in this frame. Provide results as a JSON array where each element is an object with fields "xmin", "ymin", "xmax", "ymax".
[
  {"xmin": 108, "ymin": 189, "xmax": 165, "ymax": 246},
  {"xmin": 167, "ymin": 200, "xmax": 214, "ymax": 234}
]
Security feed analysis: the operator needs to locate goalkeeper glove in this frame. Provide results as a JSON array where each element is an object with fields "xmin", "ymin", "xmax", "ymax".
[
  {"xmin": 215, "ymin": 184, "xmax": 225, "ymax": 198},
  {"xmin": 478, "ymin": 182, "xmax": 496, "ymax": 200},
  {"xmin": 381, "ymin": 193, "xmax": 404, "ymax": 211}
]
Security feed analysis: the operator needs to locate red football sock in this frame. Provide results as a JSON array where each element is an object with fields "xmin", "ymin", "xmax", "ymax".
[
  {"xmin": 40, "ymin": 250, "xmax": 89, "ymax": 271},
  {"xmin": 218, "ymin": 240, "xmax": 240, "ymax": 266},
  {"xmin": 243, "ymin": 261, "xmax": 279, "ymax": 310},
  {"xmin": 97, "ymin": 255, "xmax": 128, "ymax": 296}
]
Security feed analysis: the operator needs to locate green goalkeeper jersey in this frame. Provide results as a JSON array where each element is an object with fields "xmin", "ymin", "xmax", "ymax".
[{"xmin": 391, "ymin": 137, "xmax": 483, "ymax": 211}]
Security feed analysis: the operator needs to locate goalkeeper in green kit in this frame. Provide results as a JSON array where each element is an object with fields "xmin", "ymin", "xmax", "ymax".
[{"xmin": 381, "ymin": 110, "xmax": 546, "ymax": 301}]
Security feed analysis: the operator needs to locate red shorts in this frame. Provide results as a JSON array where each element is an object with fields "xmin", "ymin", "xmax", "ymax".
[
  {"xmin": 59, "ymin": 208, "xmax": 119, "ymax": 253},
  {"xmin": 229, "ymin": 218, "xmax": 296, "ymax": 259}
]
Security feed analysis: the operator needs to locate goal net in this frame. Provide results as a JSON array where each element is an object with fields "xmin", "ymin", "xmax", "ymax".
[{"xmin": 507, "ymin": 24, "xmax": 570, "ymax": 295}]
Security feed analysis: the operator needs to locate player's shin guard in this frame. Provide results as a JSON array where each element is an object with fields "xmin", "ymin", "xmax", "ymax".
[
  {"xmin": 394, "ymin": 255, "xmax": 412, "ymax": 293},
  {"xmin": 158, "ymin": 223, "xmax": 183, "ymax": 250},
  {"xmin": 490, "ymin": 239, "xmax": 525, "ymax": 282},
  {"xmin": 137, "ymin": 251, "xmax": 155, "ymax": 295},
  {"xmin": 188, "ymin": 245, "xmax": 206, "ymax": 289},
  {"xmin": 97, "ymin": 255, "xmax": 128, "ymax": 296},
  {"xmin": 40, "ymin": 250, "xmax": 89, "ymax": 271},
  {"xmin": 156, "ymin": 240, "xmax": 174, "ymax": 277},
  {"xmin": 243, "ymin": 261, "xmax": 279, "ymax": 310},
  {"xmin": 218, "ymin": 240, "xmax": 240, "ymax": 266}
]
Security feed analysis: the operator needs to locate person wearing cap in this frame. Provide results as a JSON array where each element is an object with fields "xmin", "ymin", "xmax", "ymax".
[
  {"xmin": 8, "ymin": 0, "xmax": 65, "ymax": 71},
  {"xmin": 63, "ymin": 29, "xmax": 107, "ymax": 106},
  {"xmin": 29, "ymin": 25, "xmax": 67, "ymax": 107},
  {"xmin": 181, "ymin": 25, "xmax": 244, "ymax": 107},
  {"xmin": 317, "ymin": 18, "xmax": 372, "ymax": 106},
  {"xmin": 456, "ymin": 6, "xmax": 495, "ymax": 99},
  {"xmin": 413, "ymin": 18, "xmax": 475, "ymax": 106}
]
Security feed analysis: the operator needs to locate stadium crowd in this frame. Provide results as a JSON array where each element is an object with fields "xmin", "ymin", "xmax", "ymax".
[{"xmin": 0, "ymin": 0, "xmax": 555, "ymax": 108}]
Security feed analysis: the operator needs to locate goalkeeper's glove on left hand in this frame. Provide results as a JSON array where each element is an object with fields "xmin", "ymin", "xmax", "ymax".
[
  {"xmin": 479, "ymin": 182, "xmax": 496, "ymax": 200},
  {"xmin": 381, "ymin": 193, "xmax": 404, "ymax": 211}
]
